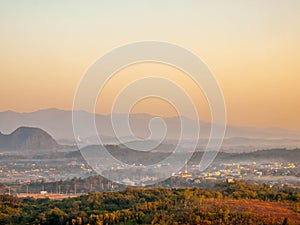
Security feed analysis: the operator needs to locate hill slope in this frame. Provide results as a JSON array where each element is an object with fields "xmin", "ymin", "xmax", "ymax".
[{"xmin": 0, "ymin": 127, "xmax": 59, "ymax": 151}]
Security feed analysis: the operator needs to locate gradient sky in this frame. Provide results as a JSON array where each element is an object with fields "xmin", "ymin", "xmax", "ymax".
[{"xmin": 0, "ymin": 0, "xmax": 299, "ymax": 130}]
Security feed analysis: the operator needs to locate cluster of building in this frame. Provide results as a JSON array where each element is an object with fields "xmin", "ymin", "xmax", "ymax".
[
  {"xmin": 174, "ymin": 161, "xmax": 300, "ymax": 186},
  {"xmin": 0, "ymin": 155, "xmax": 299, "ymax": 188},
  {"xmin": 0, "ymin": 159, "xmax": 93, "ymax": 184}
]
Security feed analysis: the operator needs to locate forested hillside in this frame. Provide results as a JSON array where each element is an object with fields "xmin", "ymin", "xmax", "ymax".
[{"xmin": 0, "ymin": 181, "xmax": 299, "ymax": 225}]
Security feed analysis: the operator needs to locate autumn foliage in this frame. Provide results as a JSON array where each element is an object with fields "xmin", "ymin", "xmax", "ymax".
[{"xmin": 0, "ymin": 181, "xmax": 299, "ymax": 225}]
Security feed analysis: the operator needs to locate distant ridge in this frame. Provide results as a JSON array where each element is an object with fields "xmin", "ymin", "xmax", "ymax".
[
  {"xmin": 0, "ymin": 127, "xmax": 59, "ymax": 151},
  {"xmin": 0, "ymin": 108, "xmax": 299, "ymax": 147}
]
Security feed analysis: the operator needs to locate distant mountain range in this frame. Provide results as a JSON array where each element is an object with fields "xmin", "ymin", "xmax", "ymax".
[
  {"xmin": 54, "ymin": 145, "xmax": 300, "ymax": 166},
  {"xmin": 0, "ymin": 109, "xmax": 299, "ymax": 150},
  {"xmin": 0, "ymin": 127, "xmax": 59, "ymax": 151}
]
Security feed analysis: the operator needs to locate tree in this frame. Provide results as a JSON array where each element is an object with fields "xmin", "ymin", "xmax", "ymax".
[
  {"xmin": 46, "ymin": 207, "xmax": 66, "ymax": 225},
  {"xmin": 282, "ymin": 217, "xmax": 289, "ymax": 225}
]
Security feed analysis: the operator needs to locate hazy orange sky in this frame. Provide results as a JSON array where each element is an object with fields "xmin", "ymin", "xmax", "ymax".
[{"xmin": 0, "ymin": 1, "xmax": 299, "ymax": 130}]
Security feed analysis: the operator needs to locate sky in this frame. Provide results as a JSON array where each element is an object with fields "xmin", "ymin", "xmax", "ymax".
[{"xmin": 0, "ymin": 0, "xmax": 299, "ymax": 130}]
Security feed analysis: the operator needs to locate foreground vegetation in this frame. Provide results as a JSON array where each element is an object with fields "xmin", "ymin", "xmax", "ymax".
[{"xmin": 0, "ymin": 181, "xmax": 299, "ymax": 225}]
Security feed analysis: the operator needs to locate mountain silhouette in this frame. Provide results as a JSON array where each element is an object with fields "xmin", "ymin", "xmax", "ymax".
[
  {"xmin": 0, "ymin": 127, "xmax": 59, "ymax": 151},
  {"xmin": 0, "ymin": 109, "xmax": 299, "ymax": 148}
]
